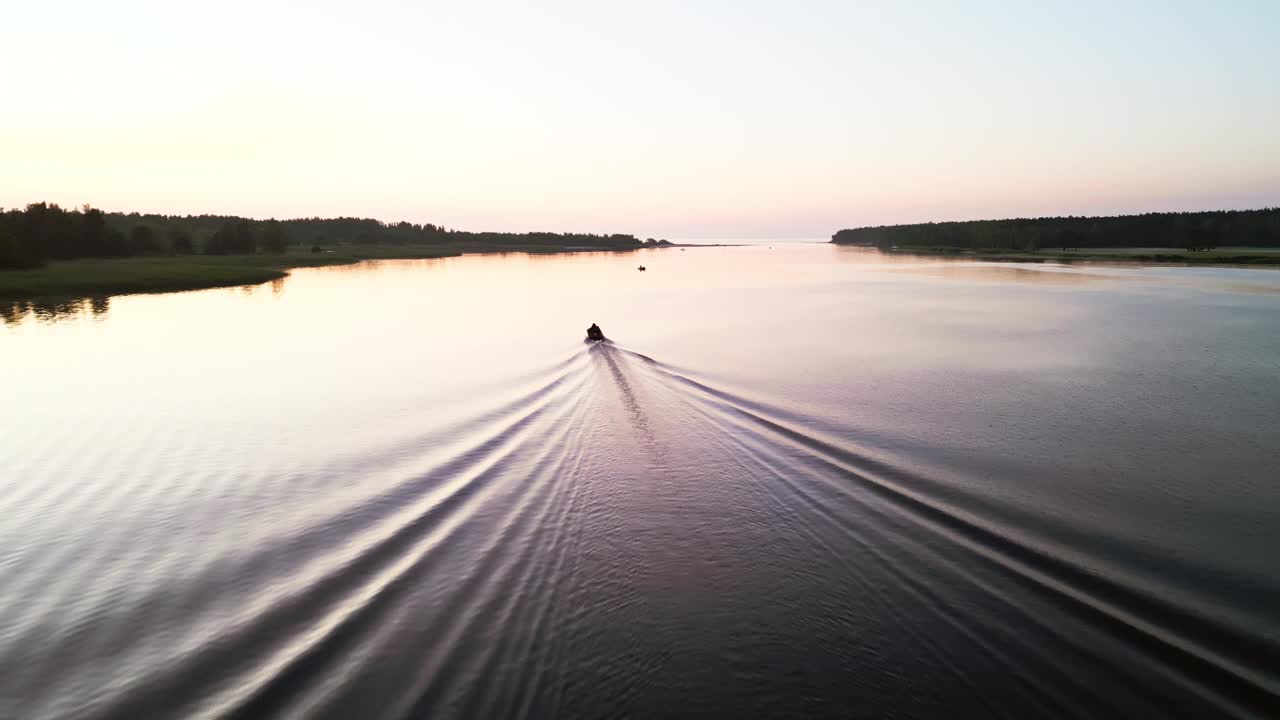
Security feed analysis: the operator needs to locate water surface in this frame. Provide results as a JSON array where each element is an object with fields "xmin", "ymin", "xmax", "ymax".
[{"xmin": 2, "ymin": 245, "xmax": 1278, "ymax": 718}]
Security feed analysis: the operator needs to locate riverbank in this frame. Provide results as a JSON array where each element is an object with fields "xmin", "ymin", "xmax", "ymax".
[
  {"xmin": 864, "ymin": 246, "xmax": 1280, "ymax": 265},
  {"xmin": 0, "ymin": 243, "xmax": 647, "ymax": 302}
]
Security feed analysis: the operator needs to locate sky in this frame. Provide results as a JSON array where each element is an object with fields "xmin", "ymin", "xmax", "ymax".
[{"xmin": 2, "ymin": 1, "xmax": 1278, "ymax": 238}]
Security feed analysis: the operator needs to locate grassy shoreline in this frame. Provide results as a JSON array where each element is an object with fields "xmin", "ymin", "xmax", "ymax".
[
  {"xmin": 860, "ymin": 246, "xmax": 1280, "ymax": 265},
  {"xmin": 0, "ymin": 244, "xmax": 644, "ymax": 303}
]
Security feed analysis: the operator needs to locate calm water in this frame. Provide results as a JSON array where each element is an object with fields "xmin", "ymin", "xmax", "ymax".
[{"xmin": 2, "ymin": 245, "xmax": 1278, "ymax": 719}]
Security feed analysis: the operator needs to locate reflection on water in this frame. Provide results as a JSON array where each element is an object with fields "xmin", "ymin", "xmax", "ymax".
[
  {"xmin": 890, "ymin": 263, "xmax": 1109, "ymax": 285},
  {"xmin": 1, "ymin": 244, "xmax": 1278, "ymax": 719},
  {"xmin": 2, "ymin": 295, "xmax": 111, "ymax": 325}
]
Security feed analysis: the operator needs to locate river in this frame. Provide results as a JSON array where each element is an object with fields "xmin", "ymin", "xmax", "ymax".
[{"xmin": 2, "ymin": 244, "xmax": 1278, "ymax": 718}]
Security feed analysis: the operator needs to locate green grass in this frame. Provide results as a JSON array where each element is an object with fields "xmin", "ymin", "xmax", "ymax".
[
  {"xmin": 0, "ymin": 252, "xmax": 349, "ymax": 301},
  {"xmin": 1067, "ymin": 246, "xmax": 1280, "ymax": 256},
  {"xmin": 0, "ymin": 244, "xmax": 450, "ymax": 298},
  {"xmin": 0, "ymin": 243, "xmax": 641, "ymax": 302}
]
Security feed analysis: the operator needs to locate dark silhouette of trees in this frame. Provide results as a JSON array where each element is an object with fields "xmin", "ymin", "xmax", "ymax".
[
  {"xmin": 0, "ymin": 229, "xmax": 39, "ymax": 269},
  {"xmin": 81, "ymin": 207, "xmax": 107, "ymax": 258},
  {"xmin": 200, "ymin": 220, "xmax": 257, "ymax": 255},
  {"xmin": 129, "ymin": 226, "xmax": 159, "ymax": 255},
  {"xmin": 203, "ymin": 222, "xmax": 235, "ymax": 255},
  {"xmin": 832, "ymin": 208, "xmax": 1280, "ymax": 250},
  {"xmin": 1, "ymin": 202, "xmax": 647, "ymax": 270},
  {"xmin": 168, "ymin": 228, "xmax": 193, "ymax": 254},
  {"xmin": 104, "ymin": 230, "xmax": 128, "ymax": 257},
  {"xmin": 232, "ymin": 220, "xmax": 256, "ymax": 254},
  {"xmin": 261, "ymin": 221, "xmax": 290, "ymax": 254}
]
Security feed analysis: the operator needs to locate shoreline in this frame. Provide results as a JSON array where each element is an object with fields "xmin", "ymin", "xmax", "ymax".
[
  {"xmin": 836, "ymin": 245, "xmax": 1280, "ymax": 266},
  {"xmin": 0, "ymin": 244, "xmax": 659, "ymax": 304}
]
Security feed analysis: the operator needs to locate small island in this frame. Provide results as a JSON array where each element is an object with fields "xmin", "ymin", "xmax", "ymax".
[{"xmin": 832, "ymin": 207, "xmax": 1280, "ymax": 264}]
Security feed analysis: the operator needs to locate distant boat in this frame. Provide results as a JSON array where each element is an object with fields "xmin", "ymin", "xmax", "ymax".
[{"xmin": 638, "ymin": 265, "xmax": 647, "ymax": 271}]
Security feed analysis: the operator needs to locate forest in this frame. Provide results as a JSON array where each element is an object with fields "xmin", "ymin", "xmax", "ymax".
[
  {"xmin": 831, "ymin": 208, "xmax": 1280, "ymax": 251},
  {"xmin": 0, "ymin": 203, "xmax": 654, "ymax": 270}
]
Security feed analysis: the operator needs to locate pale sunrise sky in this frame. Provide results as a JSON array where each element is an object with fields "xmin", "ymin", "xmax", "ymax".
[{"xmin": 2, "ymin": 1, "xmax": 1278, "ymax": 238}]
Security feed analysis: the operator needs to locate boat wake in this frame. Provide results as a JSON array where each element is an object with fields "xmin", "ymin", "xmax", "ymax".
[{"xmin": 1, "ymin": 343, "xmax": 1276, "ymax": 719}]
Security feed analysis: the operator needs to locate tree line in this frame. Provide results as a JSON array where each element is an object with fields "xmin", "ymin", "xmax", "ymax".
[
  {"xmin": 831, "ymin": 208, "xmax": 1280, "ymax": 251},
  {"xmin": 0, "ymin": 203, "xmax": 650, "ymax": 269}
]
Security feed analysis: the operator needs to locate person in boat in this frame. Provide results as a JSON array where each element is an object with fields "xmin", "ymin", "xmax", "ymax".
[{"xmin": 586, "ymin": 323, "xmax": 606, "ymax": 342}]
